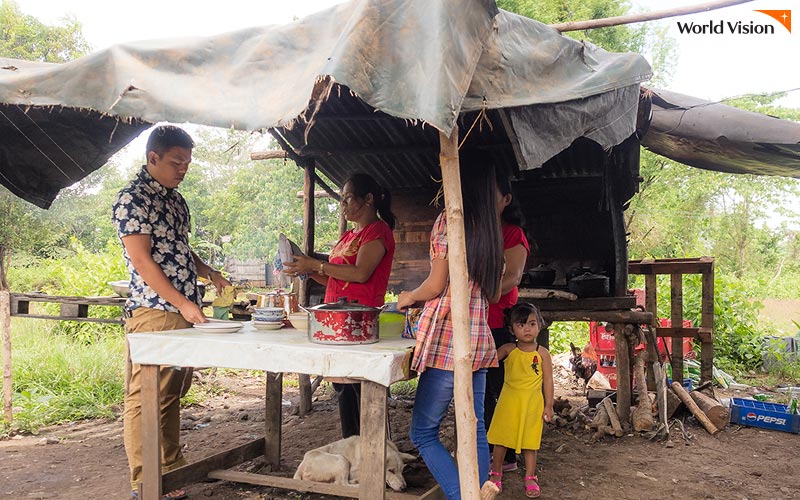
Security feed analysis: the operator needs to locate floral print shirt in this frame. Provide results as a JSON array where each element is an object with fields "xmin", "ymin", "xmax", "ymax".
[{"xmin": 112, "ymin": 166, "xmax": 201, "ymax": 313}]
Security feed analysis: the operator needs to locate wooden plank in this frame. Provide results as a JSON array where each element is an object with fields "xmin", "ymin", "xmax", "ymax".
[
  {"xmin": 645, "ymin": 274, "xmax": 657, "ymax": 327},
  {"xmin": 670, "ymin": 274, "xmax": 684, "ymax": 384},
  {"xmin": 1, "ymin": 290, "xmax": 12, "ymax": 422},
  {"xmin": 613, "ymin": 323, "xmax": 632, "ymax": 423},
  {"xmin": 655, "ymin": 327, "xmax": 700, "ymax": 338},
  {"xmin": 701, "ymin": 268, "xmax": 715, "ymax": 384},
  {"xmin": 298, "ymin": 374, "xmax": 312, "ymax": 416},
  {"xmin": 360, "ymin": 381, "xmax": 387, "ymax": 500},
  {"xmin": 419, "ymin": 485, "xmax": 446, "ymax": 500},
  {"xmin": 206, "ymin": 470, "xmax": 422, "ymax": 500},
  {"xmin": 521, "ymin": 295, "xmax": 635, "ymax": 310},
  {"xmin": 265, "ymin": 372, "xmax": 283, "ymax": 467},
  {"xmin": 540, "ymin": 310, "xmax": 652, "ymax": 323},
  {"xmin": 10, "ymin": 297, "xmax": 29, "ymax": 314},
  {"xmin": 9, "ymin": 292, "xmax": 126, "ymax": 306},
  {"xmin": 629, "ymin": 260, "xmax": 713, "ymax": 275},
  {"xmin": 8, "ymin": 314, "xmax": 124, "ymax": 325},
  {"xmin": 139, "ymin": 364, "xmax": 162, "ymax": 500},
  {"xmin": 59, "ymin": 303, "xmax": 89, "ymax": 318},
  {"xmin": 162, "ymin": 438, "xmax": 264, "ymax": 492}
]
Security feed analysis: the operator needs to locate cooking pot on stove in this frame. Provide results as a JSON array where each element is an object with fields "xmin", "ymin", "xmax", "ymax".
[
  {"xmin": 567, "ymin": 272, "xmax": 610, "ymax": 298},
  {"xmin": 566, "ymin": 266, "xmax": 595, "ymax": 282},
  {"xmin": 308, "ymin": 298, "xmax": 380, "ymax": 345},
  {"xmin": 527, "ymin": 264, "xmax": 556, "ymax": 286}
]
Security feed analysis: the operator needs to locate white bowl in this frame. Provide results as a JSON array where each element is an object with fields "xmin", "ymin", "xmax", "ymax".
[
  {"xmin": 287, "ymin": 312, "xmax": 309, "ymax": 332},
  {"xmin": 253, "ymin": 307, "xmax": 284, "ymax": 321}
]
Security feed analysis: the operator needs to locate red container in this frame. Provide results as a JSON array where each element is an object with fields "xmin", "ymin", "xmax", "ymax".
[{"xmin": 589, "ymin": 318, "xmax": 695, "ymax": 363}]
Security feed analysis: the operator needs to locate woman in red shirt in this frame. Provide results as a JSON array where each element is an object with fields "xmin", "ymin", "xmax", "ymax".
[
  {"xmin": 484, "ymin": 171, "xmax": 530, "ymax": 471},
  {"xmin": 284, "ymin": 173, "xmax": 396, "ymax": 437}
]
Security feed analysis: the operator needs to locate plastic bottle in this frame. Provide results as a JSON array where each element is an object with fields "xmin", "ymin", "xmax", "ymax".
[{"xmin": 791, "ymin": 398, "xmax": 798, "ymax": 415}]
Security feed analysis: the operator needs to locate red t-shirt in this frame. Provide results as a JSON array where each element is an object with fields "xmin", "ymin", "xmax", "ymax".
[
  {"xmin": 487, "ymin": 224, "xmax": 531, "ymax": 329},
  {"xmin": 324, "ymin": 220, "xmax": 396, "ymax": 307}
]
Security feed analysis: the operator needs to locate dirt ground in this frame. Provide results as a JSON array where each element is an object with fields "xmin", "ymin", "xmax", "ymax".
[{"xmin": 2, "ymin": 369, "xmax": 799, "ymax": 500}]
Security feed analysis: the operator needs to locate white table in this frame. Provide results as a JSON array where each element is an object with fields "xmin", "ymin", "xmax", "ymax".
[{"xmin": 128, "ymin": 323, "xmax": 420, "ymax": 500}]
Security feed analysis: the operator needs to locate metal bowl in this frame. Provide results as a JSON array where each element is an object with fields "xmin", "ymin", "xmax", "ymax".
[
  {"xmin": 108, "ymin": 280, "xmax": 130, "ymax": 297},
  {"xmin": 108, "ymin": 280, "xmax": 206, "ymax": 298}
]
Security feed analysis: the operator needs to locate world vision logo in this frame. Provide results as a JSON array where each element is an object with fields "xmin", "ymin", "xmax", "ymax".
[
  {"xmin": 676, "ymin": 9, "xmax": 792, "ymax": 35},
  {"xmin": 755, "ymin": 10, "xmax": 791, "ymax": 33}
]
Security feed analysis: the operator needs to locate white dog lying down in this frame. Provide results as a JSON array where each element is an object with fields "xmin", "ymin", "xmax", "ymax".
[{"xmin": 294, "ymin": 436, "xmax": 415, "ymax": 491}]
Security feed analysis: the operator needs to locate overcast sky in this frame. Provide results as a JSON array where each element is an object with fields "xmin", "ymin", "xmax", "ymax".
[{"xmin": 13, "ymin": 0, "xmax": 799, "ymax": 107}]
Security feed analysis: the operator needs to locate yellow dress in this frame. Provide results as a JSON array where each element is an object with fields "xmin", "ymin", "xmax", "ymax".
[{"xmin": 486, "ymin": 347, "xmax": 544, "ymax": 452}]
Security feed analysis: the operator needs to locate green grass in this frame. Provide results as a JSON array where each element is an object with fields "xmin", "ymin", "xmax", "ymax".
[{"xmin": 1, "ymin": 319, "xmax": 126, "ymax": 435}]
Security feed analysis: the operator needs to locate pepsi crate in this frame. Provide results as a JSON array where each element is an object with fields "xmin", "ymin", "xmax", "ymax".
[{"xmin": 730, "ymin": 398, "xmax": 800, "ymax": 434}]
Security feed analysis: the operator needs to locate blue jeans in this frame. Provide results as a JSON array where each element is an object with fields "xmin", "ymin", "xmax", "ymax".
[{"xmin": 410, "ymin": 368, "xmax": 489, "ymax": 500}]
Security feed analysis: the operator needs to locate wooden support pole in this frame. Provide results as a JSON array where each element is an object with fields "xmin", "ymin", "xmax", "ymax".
[
  {"xmin": 359, "ymin": 381, "xmax": 387, "ymax": 500},
  {"xmin": 551, "ymin": 0, "xmax": 754, "ymax": 32},
  {"xmin": 670, "ymin": 274, "xmax": 684, "ymax": 384},
  {"xmin": 140, "ymin": 364, "xmax": 162, "ymax": 499},
  {"xmin": 701, "ymin": 267, "xmax": 715, "ymax": 384},
  {"xmin": 299, "ymin": 163, "xmax": 316, "ymax": 416},
  {"xmin": 1, "ymin": 290, "xmax": 12, "ymax": 423},
  {"xmin": 265, "ymin": 372, "xmax": 282, "ymax": 468},
  {"xmin": 439, "ymin": 126, "xmax": 480, "ymax": 500},
  {"xmin": 671, "ymin": 382, "xmax": 719, "ymax": 435},
  {"xmin": 613, "ymin": 323, "xmax": 632, "ymax": 424}
]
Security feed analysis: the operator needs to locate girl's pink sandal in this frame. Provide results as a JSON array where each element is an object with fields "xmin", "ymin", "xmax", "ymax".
[
  {"xmin": 489, "ymin": 471, "xmax": 503, "ymax": 492},
  {"xmin": 524, "ymin": 475, "xmax": 541, "ymax": 498}
]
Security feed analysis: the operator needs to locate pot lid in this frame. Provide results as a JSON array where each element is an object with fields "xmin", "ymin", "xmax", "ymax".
[{"xmin": 310, "ymin": 299, "xmax": 379, "ymax": 312}]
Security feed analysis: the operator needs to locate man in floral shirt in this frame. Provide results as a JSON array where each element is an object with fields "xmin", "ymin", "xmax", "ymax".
[{"xmin": 112, "ymin": 125, "xmax": 230, "ymax": 499}]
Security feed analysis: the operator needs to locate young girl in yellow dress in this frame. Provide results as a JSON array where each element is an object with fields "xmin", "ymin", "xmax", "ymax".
[{"xmin": 487, "ymin": 302, "xmax": 554, "ymax": 498}]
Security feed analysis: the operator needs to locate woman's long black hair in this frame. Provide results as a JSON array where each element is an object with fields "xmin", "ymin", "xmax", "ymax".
[
  {"xmin": 495, "ymin": 167, "xmax": 525, "ymax": 227},
  {"xmin": 459, "ymin": 151, "xmax": 503, "ymax": 299},
  {"xmin": 345, "ymin": 173, "xmax": 396, "ymax": 230}
]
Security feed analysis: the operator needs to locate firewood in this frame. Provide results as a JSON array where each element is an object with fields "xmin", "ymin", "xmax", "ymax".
[
  {"xmin": 671, "ymin": 382, "xmax": 720, "ymax": 435},
  {"xmin": 666, "ymin": 386, "xmax": 683, "ymax": 419},
  {"xmin": 590, "ymin": 404, "xmax": 609, "ymax": 429},
  {"xmin": 481, "ymin": 480, "xmax": 500, "ymax": 500},
  {"xmin": 689, "ymin": 390, "xmax": 729, "ymax": 430},
  {"xmin": 632, "ymin": 352, "xmax": 655, "ymax": 432},
  {"xmin": 553, "ymin": 397, "xmax": 571, "ymax": 414},
  {"xmin": 601, "ymin": 397, "xmax": 624, "ymax": 437}
]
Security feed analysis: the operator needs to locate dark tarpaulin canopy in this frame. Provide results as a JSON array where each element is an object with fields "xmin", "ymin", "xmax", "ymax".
[
  {"xmin": 640, "ymin": 88, "xmax": 800, "ymax": 178},
  {"xmin": 0, "ymin": 0, "xmax": 652, "ymax": 208}
]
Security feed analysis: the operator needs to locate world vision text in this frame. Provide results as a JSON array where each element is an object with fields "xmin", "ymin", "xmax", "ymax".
[{"xmin": 676, "ymin": 20, "xmax": 776, "ymax": 35}]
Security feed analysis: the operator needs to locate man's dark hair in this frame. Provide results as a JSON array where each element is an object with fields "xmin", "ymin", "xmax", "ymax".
[{"xmin": 146, "ymin": 125, "xmax": 195, "ymax": 156}]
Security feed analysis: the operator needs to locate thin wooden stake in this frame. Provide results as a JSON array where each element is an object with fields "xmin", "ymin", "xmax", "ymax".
[
  {"xmin": 439, "ymin": 126, "xmax": 480, "ymax": 500},
  {"xmin": 1, "ymin": 290, "xmax": 12, "ymax": 423},
  {"xmin": 551, "ymin": 0, "xmax": 754, "ymax": 32}
]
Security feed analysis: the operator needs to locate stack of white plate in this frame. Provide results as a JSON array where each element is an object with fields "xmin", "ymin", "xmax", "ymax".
[{"xmin": 193, "ymin": 320, "xmax": 244, "ymax": 334}]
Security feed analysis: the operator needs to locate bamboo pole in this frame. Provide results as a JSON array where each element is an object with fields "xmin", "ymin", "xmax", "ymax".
[
  {"xmin": 439, "ymin": 126, "xmax": 480, "ymax": 500},
  {"xmin": 1, "ymin": 290, "xmax": 11, "ymax": 422},
  {"xmin": 551, "ymin": 0, "xmax": 754, "ymax": 32}
]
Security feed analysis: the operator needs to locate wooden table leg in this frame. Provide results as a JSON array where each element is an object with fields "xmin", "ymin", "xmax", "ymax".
[
  {"xmin": 140, "ymin": 364, "xmax": 162, "ymax": 500},
  {"xmin": 265, "ymin": 372, "xmax": 282, "ymax": 468},
  {"xmin": 359, "ymin": 381, "xmax": 387, "ymax": 500}
]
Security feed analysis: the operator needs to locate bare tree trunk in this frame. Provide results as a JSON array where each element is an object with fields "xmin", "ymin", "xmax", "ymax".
[{"xmin": 0, "ymin": 246, "xmax": 9, "ymax": 292}]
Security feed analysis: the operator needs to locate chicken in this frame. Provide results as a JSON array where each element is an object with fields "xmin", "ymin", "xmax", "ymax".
[{"xmin": 569, "ymin": 342, "xmax": 598, "ymax": 390}]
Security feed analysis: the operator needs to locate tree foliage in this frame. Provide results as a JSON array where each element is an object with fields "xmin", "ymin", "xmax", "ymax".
[{"xmin": 0, "ymin": 0, "xmax": 90, "ymax": 62}]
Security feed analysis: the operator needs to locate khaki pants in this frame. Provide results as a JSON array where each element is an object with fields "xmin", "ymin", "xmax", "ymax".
[{"xmin": 124, "ymin": 308, "xmax": 193, "ymax": 491}]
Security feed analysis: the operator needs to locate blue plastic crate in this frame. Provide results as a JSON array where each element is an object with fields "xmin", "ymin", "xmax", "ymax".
[{"xmin": 730, "ymin": 398, "xmax": 800, "ymax": 434}]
